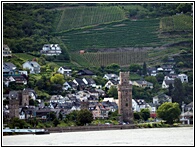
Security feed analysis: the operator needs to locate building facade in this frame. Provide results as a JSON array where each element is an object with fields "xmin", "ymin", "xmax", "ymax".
[{"xmin": 117, "ymin": 72, "xmax": 133, "ymax": 123}]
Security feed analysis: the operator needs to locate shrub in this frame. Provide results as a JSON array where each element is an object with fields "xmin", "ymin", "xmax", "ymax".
[
  {"xmin": 173, "ymin": 123, "xmax": 180, "ymax": 127},
  {"xmin": 147, "ymin": 123, "xmax": 153, "ymax": 128}
]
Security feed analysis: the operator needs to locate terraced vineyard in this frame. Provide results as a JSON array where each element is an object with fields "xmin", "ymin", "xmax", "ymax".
[
  {"xmin": 160, "ymin": 14, "xmax": 192, "ymax": 32},
  {"xmin": 55, "ymin": 6, "xmax": 192, "ymax": 67},
  {"xmin": 60, "ymin": 19, "xmax": 161, "ymax": 52},
  {"xmin": 56, "ymin": 6, "xmax": 125, "ymax": 32},
  {"xmin": 70, "ymin": 50, "xmax": 147, "ymax": 67}
]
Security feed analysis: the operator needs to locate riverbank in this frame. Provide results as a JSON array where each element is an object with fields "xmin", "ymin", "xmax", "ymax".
[
  {"xmin": 3, "ymin": 123, "xmax": 192, "ymax": 135},
  {"xmin": 3, "ymin": 127, "xmax": 194, "ymax": 146}
]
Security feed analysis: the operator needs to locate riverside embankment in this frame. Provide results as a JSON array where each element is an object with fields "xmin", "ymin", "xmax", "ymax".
[
  {"xmin": 3, "ymin": 127, "xmax": 194, "ymax": 146},
  {"xmin": 46, "ymin": 124, "xmax": 136, "ymax": 133}
]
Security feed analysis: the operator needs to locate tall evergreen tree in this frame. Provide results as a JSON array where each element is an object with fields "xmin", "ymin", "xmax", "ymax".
[
  {"xmin": 171, "ymin": 78, "xmax": 185, "ymax": 106},
  {"xmin": 142, "ymin": 62, "xmax": 147, "ymax": 76},
  {"xmin": 168, "ymin": 83, "xmax": 174, "ymax": 96}
]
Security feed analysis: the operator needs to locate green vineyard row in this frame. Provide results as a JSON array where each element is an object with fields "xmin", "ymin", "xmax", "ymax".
[
  {"xmin": 56, "ymin": 6, "xmax": 125, "ymax": 32},
  {"xmin": 160, "ymin": 14, "xmax": 192, "ymax": 32},
  {"xmin": 70, "ymin": 51, "xmax": 147, "ymax": 67}
]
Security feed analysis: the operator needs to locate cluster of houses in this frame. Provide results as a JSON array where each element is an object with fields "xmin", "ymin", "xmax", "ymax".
[{"xmin": 3, "ymin": 44, "xmax": 192, "ymax": 124}]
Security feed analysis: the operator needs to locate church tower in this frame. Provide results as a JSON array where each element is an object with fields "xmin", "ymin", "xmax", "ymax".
[{"xmin": 117, "ymin": 72, "xmax": 133, "ymax": 123}]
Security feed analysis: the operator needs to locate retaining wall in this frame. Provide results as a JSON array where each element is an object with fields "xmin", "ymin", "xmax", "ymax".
[{"xmin": 46, "ymin": 124, "xmax": 136, "ymax": 133}]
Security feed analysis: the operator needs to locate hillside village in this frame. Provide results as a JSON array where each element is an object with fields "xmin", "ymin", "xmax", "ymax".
[
  {"xmin": 3, "ymin": 3, "xmax": 193, "ymax": 128},
  {"xmin": 3, "ymin": 43, "xmax": 193, "ymax": 127}
]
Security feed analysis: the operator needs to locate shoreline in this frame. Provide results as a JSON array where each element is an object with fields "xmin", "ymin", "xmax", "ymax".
[{"xmin": 3, "ymin": 124, "xmax": 193, "ymax": 136}]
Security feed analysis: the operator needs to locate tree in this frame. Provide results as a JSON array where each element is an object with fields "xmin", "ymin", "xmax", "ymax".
[
  {"xmin": 129, "ymin": 64, "xmax": 142, "ymax": 73},
  {"xmin": 171, "ymin": 78, "xmax": 185, "ymax": 106},
  {"xmin": 53, "ymin": 118, "xmax": 60, "ymax": 127},
  {"xmin": 107, "ymin": 86, "xmax": 118, "ymax": 99},
  {"xmin": 8, "ymin": 117, "xmax": 30, "ymax": 129},
  {"xmin": 168, "ymin": 83, "xmax": 174, "ymax": 96},
  {"xmin": 106, "ymin": 63, "xmax": 120, "ymax": 71},
  {"xmin": 47, "ymin": 112, "xmax": 57, "ymax": 121},
  {"xmin": 142, "ymin": 62, "xmax": 147, "ymax": 76},
  {"xmin": 176, "ymin": 3, "xmax": 192, "ymax": 13},
  {"xmin": 157, "ymin": 102, "xmax": 181, "ymax": 124},
  {"xmin": 140, "ymin": 108, "xmax": 150, "ymax": 121},
  {"xmin": 93, "ymin": 76, "xmax": 107, "ymax": 86},
  {"xmin": 156, "ymin": 73, "xmax": 164, "ymax": 84},
  {"xmin": 145, "ymin": 76, "xmax": 158, "ymax": 86},
  {"xmin": 66, "ymin": 110, "xmax": 79, "ymax": 121},
  {"xmin": 50, "ymin": 73, "xmax": 65, "ymax": 85},
  {"xmin": 76, "ymin": 109, "xmax": 93, "ymax": 126},
  {"xmin": 134, "ymin": 112, "xmax": 142, "ymax": 120},
  {"xmin": 105, "ymin": 63, "xmax": 120, "ymax": 74}
]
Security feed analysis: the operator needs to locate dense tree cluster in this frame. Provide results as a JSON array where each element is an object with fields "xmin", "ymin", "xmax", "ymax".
[{"xmin": 157, "ymin": 102, "xmax": 181, "ymax": 124}]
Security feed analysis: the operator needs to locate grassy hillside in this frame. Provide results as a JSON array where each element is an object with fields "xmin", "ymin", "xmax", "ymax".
[{"xmin": 56, "ymin": 6, "xmax": 126, "ymax": 32}]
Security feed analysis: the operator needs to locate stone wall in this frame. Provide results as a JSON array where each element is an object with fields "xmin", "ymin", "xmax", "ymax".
[{"xmin": 46, "ymin": 124, "xmax": 136, "ymax": 133}]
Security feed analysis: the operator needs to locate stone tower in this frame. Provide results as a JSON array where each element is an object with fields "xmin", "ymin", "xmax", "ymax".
[
  {"xmin": 22, "ymin": 89, "xmax": 29, "ymax": 106},
  {"xmin": 9, "ymin": 91, "xmax": 19, "ymax": 118},
  {"xmin": 117, "ymin": 72, "xmax": 133, "ymax": 123}
]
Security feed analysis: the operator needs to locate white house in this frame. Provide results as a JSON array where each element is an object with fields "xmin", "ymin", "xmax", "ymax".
[
  {"xmin": 104, "ymin": 80, "xmax": 119, "ymax": 89},
  {"xmin": 103, "ymin": 74, "xmax": 119, "ymax": 81},
  {"xmin": 162, "ymin": 79, "xmax": 175, "ymax": 88},
  {"xmin": 132, "ymin": 99, "xmax": 140, "ymax": 112},
  {"xmin": 22, "ymin": 61, "xmax": 40, "ymax": 74},
  {"xmin": 103, "ymin": 97, "xmax": 115, "ymax": 102},
  {"xmin": 57, "ymin": 66, "xmax": 72, "ymax": 77},
  {"xmin": 62, "ymin": 81, "xmax": 77, "ymax": 90},
  {"xmin": 178, "ymin": 74, "xmax": 188, "ymax": 83},
  {"xmin": 41, "ymin": 44, "xmax": 62, "ymax": 56},
  {"xmin": 19, "ymin": 70, "xmax": 28, "ymax": 76},
  {"xmin": 82, "ymin": 78, "xmax": 96, "ymax": 87},
  {"xmin": 162, "ymin": 76, "xmax": 175, "ymax": 88},
  {"xmin": 3, "ymin": 44, "xmax": 12, "ymax": 57},
  {"xmin": 132, "ymin": 80, "xmax": 153, "ymax": 89},
  {"xmin": 50, "ymin": 95, "xmax": 64, "ymax": 103},
  {"xmin": 153, "ymin": 94, "xmax": 172, "ymax": 105}
]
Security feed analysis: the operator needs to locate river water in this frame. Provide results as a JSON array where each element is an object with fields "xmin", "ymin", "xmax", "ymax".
[{"xmin": 3, "ymin": 127, "xmax": 194, "ymax": 146}]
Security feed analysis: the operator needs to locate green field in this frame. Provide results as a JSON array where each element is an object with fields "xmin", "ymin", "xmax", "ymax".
[
  {"xmin": 56, "ymin": 6, "xmax": 125, "ymax": 32},
  {"xmin": 14, "ymin": 53, "xmax": 36, "ymax": 61},
  {"xmin": 160, "ymin": 14, "xmax": 192, "ymax": 32}
]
